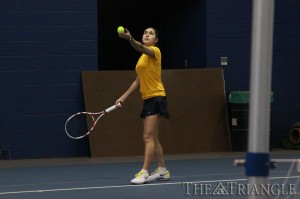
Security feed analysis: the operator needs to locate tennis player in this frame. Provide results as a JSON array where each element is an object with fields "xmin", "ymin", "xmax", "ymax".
[{"xmin": 116, "ymin": 27, "xmax": 170, "ymax": 184}]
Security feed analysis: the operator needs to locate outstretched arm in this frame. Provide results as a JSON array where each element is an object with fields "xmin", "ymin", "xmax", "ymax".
[
  {"xmin": 128, "ymin": 37, "xmax": 155, "ymax": 57},
  {"xmin": 118, "ymin": 28, "xmax": 155, "ymax": 58}
]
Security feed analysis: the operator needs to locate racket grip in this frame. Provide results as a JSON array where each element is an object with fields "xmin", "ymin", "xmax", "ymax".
[{"xmin": 105, "ymin": 105, "xmax": 118, "ymax": 113}]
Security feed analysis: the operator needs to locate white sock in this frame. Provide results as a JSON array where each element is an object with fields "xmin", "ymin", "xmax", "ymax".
[
  {"xmin": 158, "ymin": 167, "xmax": 166, "ymax": 172},
  {"xmin": 141, "ymin": 169, "xmax": 149, "ymax": 175}
]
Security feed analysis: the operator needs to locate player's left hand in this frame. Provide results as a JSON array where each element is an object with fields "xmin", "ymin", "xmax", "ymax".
[{"xmin": 118, "ymin": 28, "xmax": 132, "ymax": 40}]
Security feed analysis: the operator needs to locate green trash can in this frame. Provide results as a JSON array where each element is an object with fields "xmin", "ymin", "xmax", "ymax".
[{"xmin": 228, "ymin": 91, "xmax": 273, "ymax": 151}]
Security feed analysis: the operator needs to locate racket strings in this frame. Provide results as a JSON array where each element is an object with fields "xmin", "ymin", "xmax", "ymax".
[
  {"xmin": 64, "ymin": 104, "xmax": 117, "ymax": 139},
  {"xmin": 65, "ymin": 113, "xmax": 97, "ymax": 139}
]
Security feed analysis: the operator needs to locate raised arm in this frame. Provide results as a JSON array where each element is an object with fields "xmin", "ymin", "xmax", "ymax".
[
  {"xmin": 128, "ymin": 37, "xmax": 155, "ymax": 57},
  {"xmin": 118, "ymin": 28, "xmax": 155, "ymax": 58}
]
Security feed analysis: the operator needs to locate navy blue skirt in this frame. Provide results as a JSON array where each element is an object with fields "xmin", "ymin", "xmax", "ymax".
[{"xmin": 140, "ymin": 96, "xmax": 170, "ymax": 119}]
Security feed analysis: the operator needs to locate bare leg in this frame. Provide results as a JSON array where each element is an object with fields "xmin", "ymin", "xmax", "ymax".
[
  {"xmin": 154, "ymin": 136, "xmax": 166, "ymax": 168},
  {"xmin": 142, "ymin": 114, "xmax": 160, "ymax": 170}
]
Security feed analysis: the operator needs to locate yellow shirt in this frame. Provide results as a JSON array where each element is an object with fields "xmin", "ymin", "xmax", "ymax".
[{"xmin": 135, "ymin": 46, "xmax": 166, "ymax": 100}]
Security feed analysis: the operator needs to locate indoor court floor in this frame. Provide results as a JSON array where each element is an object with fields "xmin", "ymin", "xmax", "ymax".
[{"xmin": 0, "ymin": 149, "xmax": 299, "ymax": 199}]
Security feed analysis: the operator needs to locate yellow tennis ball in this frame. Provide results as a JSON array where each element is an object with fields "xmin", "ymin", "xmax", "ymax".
[{"xmin": 117, "ymin": 26, "xmax": 125, "ymax": 34}]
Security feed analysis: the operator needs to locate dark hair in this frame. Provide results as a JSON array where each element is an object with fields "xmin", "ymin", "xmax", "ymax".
[
  {"xmin": 146, "ymin": 27, "xmax": 159, "ymax": 47},
  {"xmin": 149, "ymin": 27, "xmax": 159, "ymax": 39}
]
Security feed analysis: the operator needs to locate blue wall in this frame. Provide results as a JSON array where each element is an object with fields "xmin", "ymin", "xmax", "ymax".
[
  {"xmin": 206, "ymin": 0, "xmax": 300, "ymax": 147},
  {"xmin": 272, "ymin": 0, "xmax": 300, "ymax": 146},
  {"xmin": 0, "ymin": 0, "xmax": 98, "ymax": 159}
]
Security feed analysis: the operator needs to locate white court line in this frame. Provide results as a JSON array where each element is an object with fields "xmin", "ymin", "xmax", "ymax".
[{"xmin": 0, "ymin": 176, "xmax": 299, "ymax": 195}]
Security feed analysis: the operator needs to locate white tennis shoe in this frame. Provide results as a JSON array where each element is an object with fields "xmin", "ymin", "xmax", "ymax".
[
  {"xmin": 148, "ymin": 169, "xmax": 171, "ymax": 181},
  {"xmin": 130, "ymin": 170, "xmax": 149, "ymax": 185}
]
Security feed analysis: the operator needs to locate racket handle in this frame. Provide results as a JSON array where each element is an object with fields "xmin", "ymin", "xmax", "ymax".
[
  {"xmin": 105, "ymin": 104, "xmax": 118, "ymax": 113},
  {"xmin": 104, "ymin": 102, "xmax": 122, "ymax": 114}
]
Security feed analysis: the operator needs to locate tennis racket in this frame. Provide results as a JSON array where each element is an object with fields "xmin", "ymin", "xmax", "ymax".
[{"xmin": 65, "ymin": 103, "xmax": 120, "ymax": 139}]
